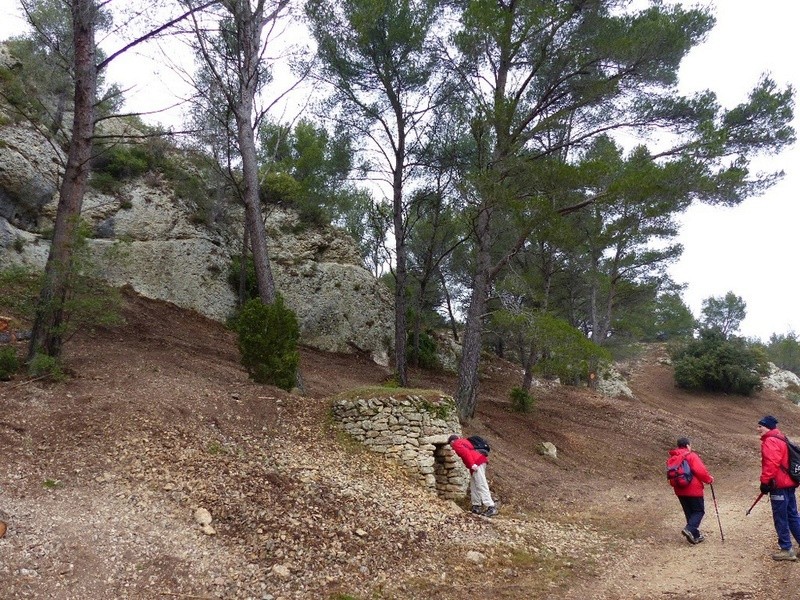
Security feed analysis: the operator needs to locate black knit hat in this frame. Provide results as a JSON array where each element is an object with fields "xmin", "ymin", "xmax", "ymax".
[
  {"xmin": 758, "ymin": 415, "xmax": 778, "ymax": 430},
  {"xmin": 447, "ymin": 434, "xmax": 459, "ymax": 444},
  {"xmin": 677, "ymin": 437, "xmax": 690, "ymax": 448}
]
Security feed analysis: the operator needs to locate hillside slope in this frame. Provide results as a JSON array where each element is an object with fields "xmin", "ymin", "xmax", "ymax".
[{"xmin": 1, "ymin": 289, "xmax": 800, "ymax": 599}]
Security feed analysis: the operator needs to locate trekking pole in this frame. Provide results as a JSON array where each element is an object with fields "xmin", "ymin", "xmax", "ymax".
[
  {"xmin": 745, "ymin": 492, "xmax": 765, "ymax": 516},
  {"xmin": 710, "ymin": 484, "xmax": 724, "ymax": 542}
]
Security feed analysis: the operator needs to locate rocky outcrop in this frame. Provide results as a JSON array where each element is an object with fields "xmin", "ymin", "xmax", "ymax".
[
  {"xmin": 0, "ymin": 120, "xmax": 393, "ymax": 363},
  {"xmin": 762, "ymin": 363, "xmax": 800, "ymax": 404},
  {"xmin": 0, "ymin": 124, "xmax": 62, "ymax": 231},
  {"xmin": 597, "ymin": 364, "xmax": 635, "ymax": 399}
]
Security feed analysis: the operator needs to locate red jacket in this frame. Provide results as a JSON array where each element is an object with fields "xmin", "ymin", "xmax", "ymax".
[
  {"xmin": 760, "ymin": 428, "xmax": 799, "ymax": 490},
  {"xmin": 450, "ymin": 437, "xmax": 488, "ymax": 471},
  {"xmin": 668, "ymin": 448, "xmax": 713, "ymax": 497}
]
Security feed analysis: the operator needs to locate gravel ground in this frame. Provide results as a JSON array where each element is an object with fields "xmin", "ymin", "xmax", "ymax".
[{"xmin": 2, "ymin": 290, "xmax": 800, "ymax": 598}]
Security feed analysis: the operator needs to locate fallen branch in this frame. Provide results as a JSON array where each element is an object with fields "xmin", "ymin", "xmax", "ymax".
[{"xmin": 7, "ymin": 374, "xmax": 51, "ymax": 389}]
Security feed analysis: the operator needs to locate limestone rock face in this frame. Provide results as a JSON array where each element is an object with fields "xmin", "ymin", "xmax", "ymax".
[
  {"xmin": 596, "ymin": 365, "xmax": 634, "ymax": 399},
  {"xmin": 0, "ymin": 124, "xmax": 62, "ymax": 231},
  {"xmin": 763, "ymin": 363, "xmax": 800, "ymax": 403},
  {"xmin": 0, "ymin": 120, "xmax": 393, "ymax": 363},
  {"xmin": 265, "ymin": 209, "xmax": 391, "ymax": 364}
]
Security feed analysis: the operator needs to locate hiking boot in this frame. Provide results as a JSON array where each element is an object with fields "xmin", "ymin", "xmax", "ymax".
[
  {"xmin": 470, "ymin": 505, "xmax": 484, "ymax": 514},
  {"xmin": 681, "ymin": 527, "xmax": 697, "ymax": 544},
  {"xmin": 772, "ymin": 548, "xmax": 797, "ymax": 561},
  {"xmin": 694, "ymin": 533, "xmax": 705, "ymax": 544},
  {"xmin": 483, "ymin": 506, "xmax": 498, "ymax": 517}
]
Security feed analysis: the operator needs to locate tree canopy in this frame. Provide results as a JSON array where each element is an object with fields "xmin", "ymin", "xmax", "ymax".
[{"xmin": 1, "ymin": 0, "xmax": 795, "ymax": 410}]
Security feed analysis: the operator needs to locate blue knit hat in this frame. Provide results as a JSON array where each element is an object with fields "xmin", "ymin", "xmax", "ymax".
[{"xmin": 758, "ymin": 415, "xmax": 778, "ymax": 429}]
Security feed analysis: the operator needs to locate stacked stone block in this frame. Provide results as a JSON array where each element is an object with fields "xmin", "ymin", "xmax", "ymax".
[{"xmin": 332, "ymin": 393, "xmax": 469, "ymax": 499}]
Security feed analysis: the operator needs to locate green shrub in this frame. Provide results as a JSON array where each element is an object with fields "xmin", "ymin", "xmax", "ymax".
[
  {"xmin": 54, "ymin": 222, "xmax": 125, "ymax": 338},
  {"xmin": 408, "ymin": 330, "xmax": 439, "ymax": 369},
  {"xmin": 9, "ymin": 225, "xmax": 123, "ymax": 354},
  {"xmin": 381, "ymin": 374, "xmax": 401, "ymax": 388},
  {"xmin": 227, "ymin": 255, "xmax": 259, "ymax": 302},
  {"xmin": 28, "ymin": 352, "xmax": 65, "ymax": 381},
  {"xmin": 670, "ymin": 329, "xmax": 764, "ymax": 395},
  {"xmin": 0, "ymin": 347, "xmax": 20, "ymax": 380},
  {"xmin": 510, "ymin": 386, "xmax": 535, "ymax": 412},
  {"xmin": 0, "ymin": 266, "xmax": 41, "ymax": 319},
  {"xmin": 233, "ymin": 296, "xmax": 299, "ymax": 390},
  {"xmin": 64, "ymin": 275, "xmax": 124, "ymax": 332},
  {"xmin": 93, "ymin": 144, "xmax": 151, "ymax": 180},
  {"xmin": 262, "ymin": 171, "xmax": 303, "ymax": 205},
  {"xmin": 261, "ymin": 171, "xmax": 328, "ymax": 229},
  {"xmin": 89, "ymin": 171, "xmax": 123, "ymax": 194},
  {"xmin": 531, "ymin": 314, "xmax": 611, "ymax": 386},
  {"xmin": 90, "ymin": 137, "xmax": 215, "ymax": 205}
]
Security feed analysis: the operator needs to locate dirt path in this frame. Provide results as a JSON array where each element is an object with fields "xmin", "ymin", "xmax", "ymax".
[
  {"xmin": 3, "ymin": 294, "xmax": 800, "ymax": 598},
  {"xmin": 562, "ymin": 353, "xmax": 800, "ymax": 599},
  {"xmin": 569, "ymin": 475, "xmax": 792, "ymax": 599}
]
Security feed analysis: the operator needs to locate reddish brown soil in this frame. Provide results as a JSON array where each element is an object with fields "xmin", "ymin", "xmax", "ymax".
[{"xmin": 1, "ymin": 288, "xmax": 800, "ymax": 599}]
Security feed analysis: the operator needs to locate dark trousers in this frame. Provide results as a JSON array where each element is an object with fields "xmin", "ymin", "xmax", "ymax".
[
  {"xmin": 769, "ymin": 487, "xmax": 800, "ymax": 550},
  {"xmin": 678, "ymin": 495, "xmax": 705, "ymax": 537}
]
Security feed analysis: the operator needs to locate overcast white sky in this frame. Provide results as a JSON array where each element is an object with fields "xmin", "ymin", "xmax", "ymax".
[
  {"xmin": 668, "ymin": 0, "xmax": 800, "ymax": 341},
  {"xmin": 1, "ymin": 0, "xmax": 798, "ymax": 341}
]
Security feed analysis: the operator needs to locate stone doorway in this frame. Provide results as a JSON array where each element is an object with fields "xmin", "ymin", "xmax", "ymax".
[{"xmin": 433, "ymin": 442, "xmax": 467, "ymax": 500}]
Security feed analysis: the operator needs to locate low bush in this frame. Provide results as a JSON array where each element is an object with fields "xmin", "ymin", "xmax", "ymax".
[
  {"xmin": 90, "ymin": 144, "xmax": 152, "ymax": 191},
  {"xmin": 510, "ymin": 386, "xmax": 535, "ymax": 412},
  {"xmin": 408, "ymin": 331, "xmax": 439, "ymax": 370},
  {"xmin": 0, "ymin": 347, "xmax": 20, "ymax": 380},
  {"xmin": 670, "ymin": 329, "xmax": 765, "ymax": 395},
  {"xmin": 227, "ymin": 255, "xmax": 259, "ymax": 303},
  {"xmin": 28, "ymin": 352, "xmax": 65, "ymax": 382},
  {"xmin": 0, "ymin": 266, "xmax": 41, "ymax": 320},
  {"xmin": 232, "ymin": 296, "xmax": 299, "ymax": 391}
]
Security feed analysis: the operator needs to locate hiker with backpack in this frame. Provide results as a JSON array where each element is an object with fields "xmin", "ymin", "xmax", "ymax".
[
  {"xmin": 667, "ymin": 437, "xmax": 714, "ymax": 544},
  {"xmin": 757, "ymin": 415, "xmax": 800, "ymax": 561},
  {"xmin": 447, "ymin": 434, "xmax": 497, "ymax": 517}
]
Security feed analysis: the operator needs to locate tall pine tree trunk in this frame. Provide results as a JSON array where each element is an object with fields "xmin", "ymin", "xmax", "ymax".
[
  {"xmin": 455, "ymin": 205, "xmax": 493, "ymax": 420},
  {"xmin": 233, "ymin": 0, "xmax": 277, "ymax": 305},
  {"xmin": 393, "ymin": 154, "xmax": 408, "ymax": 386},
  {"xmin": 28, "ymin": 0, "xmax": 97, "ymax": 360},
  {"xmin": 237, "ymin": 108, "xmax": 276, "ymax": 305}
]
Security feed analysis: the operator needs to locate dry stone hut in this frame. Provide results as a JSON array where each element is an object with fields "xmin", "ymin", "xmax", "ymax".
[{"xmin": 332, "ymin": 391, "xmax": 470, "ymax": 500}]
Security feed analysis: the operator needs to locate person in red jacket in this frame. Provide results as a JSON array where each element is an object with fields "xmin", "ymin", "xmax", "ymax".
[
  {"xmin": 758, "ymin": 415, "xmax": 800, "ymax": 561},
  {"xmin": 668, "ymin": 437, "xmax": 714, "ymax": 544},
  {"xmin": 448, "ymin": 435, "xmax": 497, "ymax": 517}
]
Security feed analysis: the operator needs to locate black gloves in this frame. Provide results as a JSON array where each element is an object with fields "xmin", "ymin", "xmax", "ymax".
[{"xmin": 760, "ymin": 482, "xmax": 772, "ymax": 494}]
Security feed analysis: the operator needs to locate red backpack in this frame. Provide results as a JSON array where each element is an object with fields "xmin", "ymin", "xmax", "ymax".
[{"xmin": 666, "ymin": 452, "xmax": 694, "ymax": 488}]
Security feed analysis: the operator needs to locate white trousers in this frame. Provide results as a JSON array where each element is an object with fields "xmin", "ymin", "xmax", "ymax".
[{"xmin": 470, "ymin": 463, "xmax": 494, "ymax": 507}]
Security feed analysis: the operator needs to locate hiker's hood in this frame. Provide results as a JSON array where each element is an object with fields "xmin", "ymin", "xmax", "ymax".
[{"xmin": 760, "ymin": 427, "xmax": 784, "ymax": 442}]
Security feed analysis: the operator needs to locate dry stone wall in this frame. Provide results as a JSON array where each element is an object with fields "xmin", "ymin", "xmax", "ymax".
[{"xmin": 332, "ymin": 392, "xmax": 469, "ymax": 500}]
